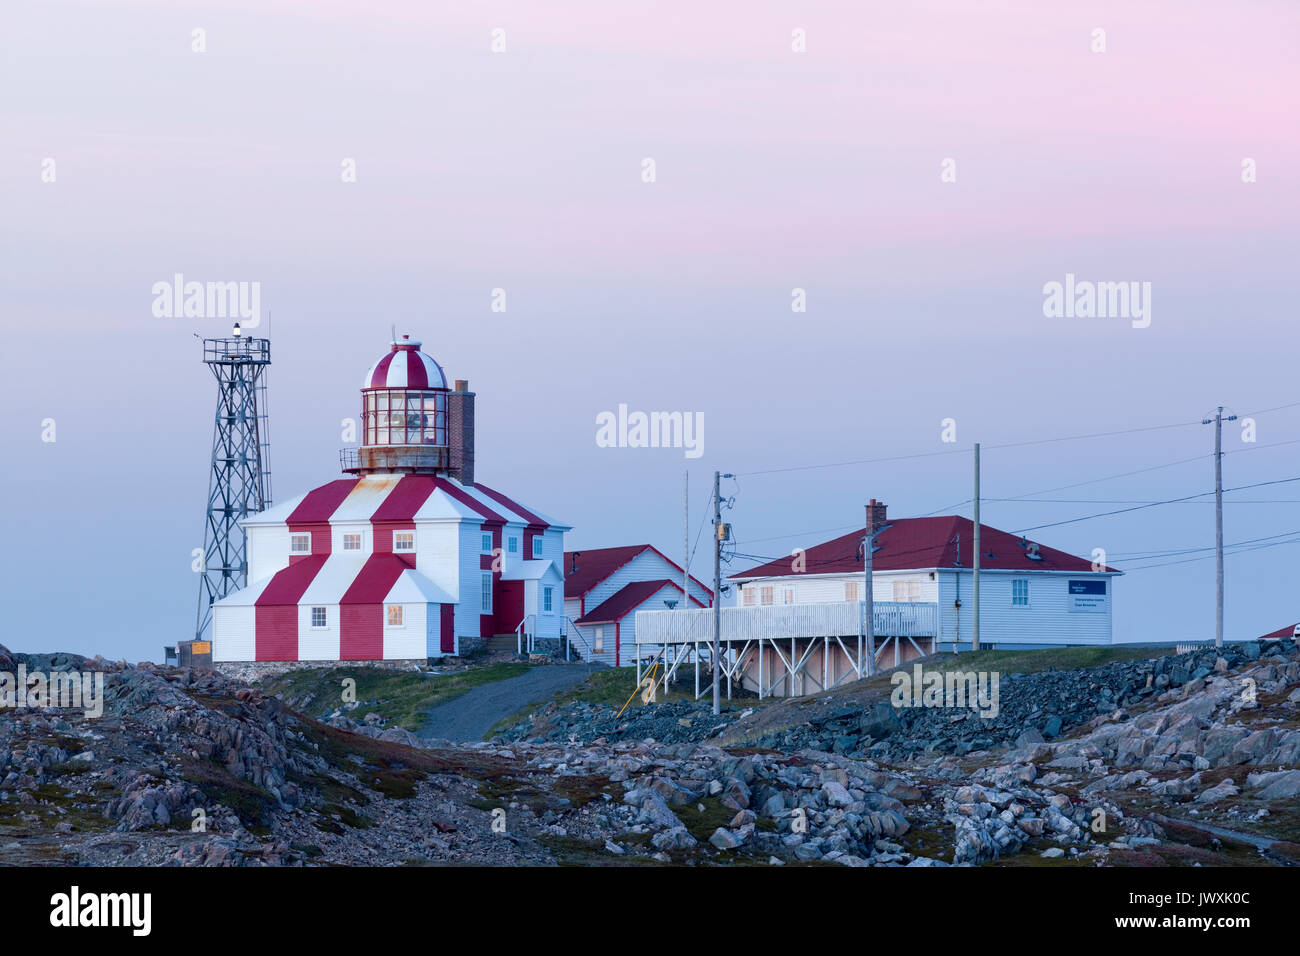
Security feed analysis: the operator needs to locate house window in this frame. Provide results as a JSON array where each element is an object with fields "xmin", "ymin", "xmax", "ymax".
[
  {"xmin": 394, "ymin": 532, "xmax": 415, "ymax": 552},
  {"xmin": 783, "ymin": 588, "xmax": 794, "ymax": 605},
  {"xmin": 593, "ymin": 626, "xmax": 604, "ymax": 654},
  {"xmin": 1012, "ymin": 579, "xmax": 1030, "ymax": 607},
  {"xmin": 481, "ymin": 533, "xmax": 492, "ymax": 553},
  {"xmin": 481, "ymin": 573, "xmax": 493, "ymax": 613},
  {"xmin": 543, "ymin": 586, "xmax": 554, "ymax": 613},
  {"xmin": 845, "ymin": 581, "xmax": 859, "ymax": 602},
  {"xmin": 311, "ymin": 607, "xmax": 327, "ymax": 628},
  {"xmin": 343, "ymin": 533, "xmax": 362, "ymax": 551},
  {"xmin": 743, "ymin": 588, "xmax": 756, "ymax": 607},
  {"xmin": 892, "ymin": 579, "xmax": 922, "ymax": 602},
  {"xmin": 387, "ymin": 604, "xmax": 404, "ymax": 627},
  {"xmin": 508, "ymin": 537, "xmax": 519, "ymax": 554},
  {"xmin": 290, "ymin": 534, "xmax": 311, "ymax": 554},
  {"xmin": 760, "ymin": 586, "xmax": 774, "ymax": 605},
  {"xmin": 532, "ymin": 537, "xmax": 543, "ymax": 558}
]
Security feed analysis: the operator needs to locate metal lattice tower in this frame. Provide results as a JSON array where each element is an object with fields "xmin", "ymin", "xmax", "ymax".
[{"xmin": 196, "ymin": 333, "xmax": 273, "ymax": 641}]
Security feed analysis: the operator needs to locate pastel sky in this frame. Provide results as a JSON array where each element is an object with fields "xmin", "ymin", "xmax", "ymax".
[{"xmin": 3, "ymin": 1, "xmax": 1298, "ymax": 662}]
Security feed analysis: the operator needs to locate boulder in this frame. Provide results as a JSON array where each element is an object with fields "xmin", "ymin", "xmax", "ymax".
[{"xmin": 1254, "ymin": 770, "xmax": 1300, "ymax": 800}]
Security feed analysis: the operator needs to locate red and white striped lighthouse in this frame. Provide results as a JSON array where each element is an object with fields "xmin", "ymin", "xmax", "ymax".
[{"xmin": 211, "ymin": 335, "xmax": 567, "ymax": 663}]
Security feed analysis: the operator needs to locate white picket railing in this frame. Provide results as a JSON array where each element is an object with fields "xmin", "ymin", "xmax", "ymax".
[{"xmin": 635, "ymin": 600, "xmax": 938, "ymax": 646}]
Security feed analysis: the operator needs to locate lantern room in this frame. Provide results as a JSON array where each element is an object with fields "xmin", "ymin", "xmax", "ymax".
[
  {"xmin": 361, "ymin": 335, "xmax": 448, "ymax": 447},
  {"xmin": 342, "ymin": 334, "xmax": 476, "ymax": 481}
]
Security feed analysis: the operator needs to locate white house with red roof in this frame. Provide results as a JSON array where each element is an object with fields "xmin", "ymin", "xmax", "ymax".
[
  {"xmin": 563, "ymin": 545, "xmax": 713, "ymax": 667},
  {"xmin": 634, "ymin": 499, "xmax": 1121, "ymax": 699},
  {"xmin": 210, "ymin": 334, "xmax": 570, "ymax": 663},
  {"xmin": 728, "ymin": 499, "xmax": 1119, "ymax": 657}
]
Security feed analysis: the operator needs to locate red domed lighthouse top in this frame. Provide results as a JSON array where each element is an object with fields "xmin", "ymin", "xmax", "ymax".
[{"xmin": 363, "ymin": 334, "xmax": 447, "ymax": 390}]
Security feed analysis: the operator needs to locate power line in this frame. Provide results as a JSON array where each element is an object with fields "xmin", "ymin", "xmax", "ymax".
[
  {"xmin": 1109, "ymin": 528, "xmax": 1300, "ymax": 561},
  {"xmin": 1010, "ymin": 476, "xmax": 1300, "ymax": 534},
  {"xmin": 1122, "ymin": 531, "xmax": 1300, "ymax": 571}
]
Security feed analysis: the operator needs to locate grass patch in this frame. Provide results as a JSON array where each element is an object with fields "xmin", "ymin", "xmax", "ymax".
[
  {"xmin": 921, "ymin": 645, "xmax": 1177, "ymax": 676},
  {"xmin": 180, "ymin": 758, "xmax": 279, "ymax": 835},
  {"xmin": 262, "ymin": 662, "xmax": 532, "ymax": 732},
  {"xmin": 679, "ymin": 798, "xmax": 744, "ymax": 844}
]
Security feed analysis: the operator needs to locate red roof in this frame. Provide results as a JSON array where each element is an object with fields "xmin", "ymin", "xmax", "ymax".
[
  {"xmin": 576, "ymin": 579, "xmax": 703, "ymax": 624},
  {"xmin": 563, "ymin": 544, "xmax": 712, "ymax": 600},
  {"xmin": 1260, "ymin": 622, "xmax": 1298, "ymax": 640},
  {"xmin": 730, "ymin": 516, "xmax": 1117, "ymax": 580}
]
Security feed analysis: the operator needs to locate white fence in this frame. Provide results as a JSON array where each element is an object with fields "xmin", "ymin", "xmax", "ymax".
[{"xmin": 635, "ymin": 600, "xmax": 938, "ymax": 646}]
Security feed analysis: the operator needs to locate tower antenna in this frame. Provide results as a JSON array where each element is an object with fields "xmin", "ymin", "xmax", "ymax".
[{"xmin": 196, "ymin": 329, "xmax": 272, "ymax": 641}]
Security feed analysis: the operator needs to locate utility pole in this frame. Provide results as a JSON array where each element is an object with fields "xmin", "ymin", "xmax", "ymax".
[
  {"xmin": 861, "ymin": 500, "xmax": 891, "ymax": 676},
  {"xmin": 972, "ymin": 442, "xmax": 981, "ymax": 652},
  {"xmin": 1202, "ymin": 406, "xmax": 1236, "ymax": 647},
  {"xmin": 684, "ymin": 471, "xmax": 690, "ymax": 609},
  {"xmin": 863, "ymin": 505, "xmax": 875, "ymax": 676},
  {"xmin": 712, "ymin": 471, "xmax": 723, "ymax": 715}
]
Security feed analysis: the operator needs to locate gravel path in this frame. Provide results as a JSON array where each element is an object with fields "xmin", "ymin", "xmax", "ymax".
[{"xmin": 419, "ymin": 663, "xmax": 603, "ymax": 742}]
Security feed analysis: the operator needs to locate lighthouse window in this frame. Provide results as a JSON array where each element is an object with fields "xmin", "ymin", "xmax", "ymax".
[
  {"xmin": 362, "ymin": 389, "xmax": 447, "ymax": 446},
  {"xmin": 343, "ymin": 533, "xmax": 362, "ymax": 551},
  {"xmin": 386, "ymin": 604, "xmax": 404, "ymax": 627},
  {"xmin": 508, "ymin": 537, "xmax": 519, "ymax": 554},
  {"xmin": 290, "ymin": 534, "xmax": 311, "ymax": 554},
  {"xmin": 543, "ymin": 586, "xmax": 554, "ymax": 613},
  {"xmin": 310, "ymin": 607, "xmax": 327, "ymax": 628},
  {"xmin": 394, "ymin": 532, "xmax": 415, "ymax": 552},
  {"xmin": 531, "ymin": 537, "xmax": 543, "ymax": 558},
  {"xmin": 481, "ymin": 573, "xmax": 493, "ymax": 613},
  {"xmin": 480, "ymin": 533, "xmax": 492, "ymax": 553}
]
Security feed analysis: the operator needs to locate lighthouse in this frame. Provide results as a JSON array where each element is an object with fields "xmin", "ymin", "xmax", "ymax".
[{"xmin": 210, "ymin": 335, "xmax": 568, "ymax": 663}]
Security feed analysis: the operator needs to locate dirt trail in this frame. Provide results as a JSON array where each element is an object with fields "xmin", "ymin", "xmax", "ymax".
[{"xmin": 419, "ymin": 663, "xmax": 601, "ymax": 742}]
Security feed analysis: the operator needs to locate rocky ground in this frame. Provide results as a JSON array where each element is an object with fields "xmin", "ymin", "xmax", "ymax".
[{"xmin": 1, "ymin": 640, "xmax": 1297, "ymax": 866}]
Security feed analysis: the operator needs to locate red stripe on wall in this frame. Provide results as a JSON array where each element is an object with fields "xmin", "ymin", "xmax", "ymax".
[
  {"xmin": 339, "ymin": 554, "xmax": 409, "ymax": 659},
  {"xmin": 255, "ymin": 607, "xmax": 299, "ymax": 662},
  {"xmin": 253, "ymin": 554, "xmax": 328, "ymax": 661},
  {"xmin": 339, "ymin": 605, "xmax": 383, "ymax": 660}
]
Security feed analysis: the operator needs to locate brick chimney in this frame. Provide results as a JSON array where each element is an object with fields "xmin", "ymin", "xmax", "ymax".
[
  {"xmin": 447, "ymin": 380, "xmax": 475, "ymax": 486},
  {"xmin": 866, "ymin": 498, "xmax": 887, "ymax": 536}
]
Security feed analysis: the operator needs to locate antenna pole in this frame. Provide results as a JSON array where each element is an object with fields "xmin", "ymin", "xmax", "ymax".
[
  {"xmin": 1202, "ymin": 406, "xmax": 1236, "ymax": 647},
  {"xmin": 973, "ymin": 442, "xmax": 981, "ymax": 652},
  {"xmin": 712, "ymin": 470, "xmax": 722, "ymax": 716},
  {"xmin": 683, "ymin": 471, "xmax": 690, "ymax": 609}
]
